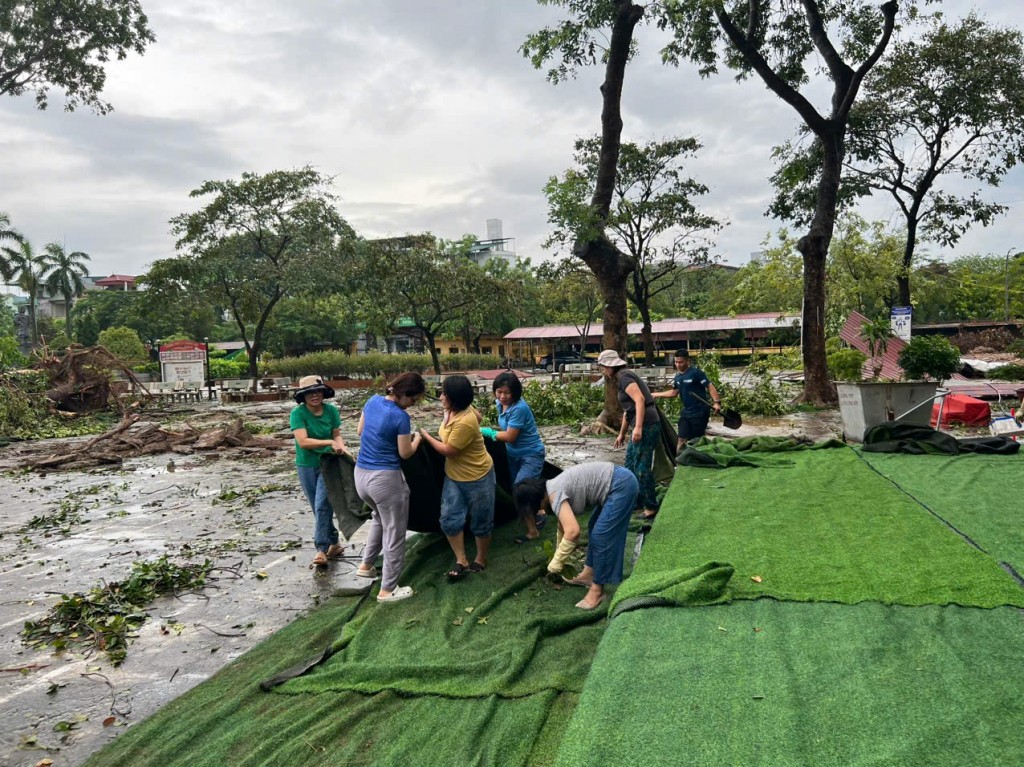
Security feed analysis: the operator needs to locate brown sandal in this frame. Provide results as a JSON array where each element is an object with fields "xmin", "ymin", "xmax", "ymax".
[{"xmin": 312, "ymin": 551, "xmax": 328, "ymax": 566}]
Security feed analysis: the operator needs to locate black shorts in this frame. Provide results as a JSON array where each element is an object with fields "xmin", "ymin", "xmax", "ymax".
[{"xmin": 678, "ymin": 413, "xmax": 711, "ymax": 441}]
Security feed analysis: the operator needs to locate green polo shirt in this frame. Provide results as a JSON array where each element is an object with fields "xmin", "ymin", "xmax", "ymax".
[{"xmin": 289, "ymin": 403, "xmax": 342, "ymax": 467}]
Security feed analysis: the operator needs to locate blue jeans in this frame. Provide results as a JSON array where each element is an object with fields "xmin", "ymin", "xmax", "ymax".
[
  {"xmin": 440, "ymin": 468, "xmax": 496, "ymax": 538},
  {"xmin": 297, "ymin": 464, "xmax": 338, "ymax": 553},
  {"xmin": 508, "ymin": 450, "xmax": 545, "ymax": 485},
  {"xmin": 585, "ymin": 466, "xmax": 639, "ymax": 586}
]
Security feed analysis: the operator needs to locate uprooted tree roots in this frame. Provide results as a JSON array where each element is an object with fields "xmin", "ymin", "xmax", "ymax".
[
  {"xmin": 35, "ymin": 345, "xmax": 148, "ymax": 414},
  {"xmin": 23, "ymin": 415, "xmax": 288, "ymax": 471}
]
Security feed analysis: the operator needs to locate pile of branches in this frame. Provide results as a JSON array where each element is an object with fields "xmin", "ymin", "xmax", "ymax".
[
  {"xmin": 23, "ymin": 415, "xmax": 288, "ymax": 471},
  {"xmin": 35, "ymin": 344, "xmax": 144, "ymax": 414}
]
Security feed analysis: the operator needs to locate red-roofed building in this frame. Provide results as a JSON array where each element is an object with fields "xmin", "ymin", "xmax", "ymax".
[{"xmin": 93, "ymin": 274, "xmax": 137, "ymax": 291}]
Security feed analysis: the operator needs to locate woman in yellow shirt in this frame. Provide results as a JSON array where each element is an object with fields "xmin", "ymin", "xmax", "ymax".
[{"xmin": 420, "ymin": 375, "xmax": 495, "ymax": 581}]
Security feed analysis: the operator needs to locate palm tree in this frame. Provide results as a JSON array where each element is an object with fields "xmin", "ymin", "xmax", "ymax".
[
  {"xmin": 42, "ymin": 243, "xmax": 91, "ymax": 339},
  {"xmin": 0, "ymin": 213, "xmax": 24, "ymax": 271},
  {"xmin": 1, "ymin": 239, "xmax": 48, "ymax": 345}
]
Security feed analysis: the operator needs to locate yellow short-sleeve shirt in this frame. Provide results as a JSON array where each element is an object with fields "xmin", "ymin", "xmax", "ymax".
[{"xmin": 439, "ymin": 407, "xmax": 493, "ymax": 482}]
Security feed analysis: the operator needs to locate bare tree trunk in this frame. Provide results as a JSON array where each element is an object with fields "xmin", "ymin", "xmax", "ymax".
[{"xmin": 576, "ymin": 0, "xmax": 644, "ymax": 428}]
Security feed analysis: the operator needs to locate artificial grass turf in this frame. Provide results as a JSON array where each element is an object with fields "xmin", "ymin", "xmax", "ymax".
[
  {"xmin": 613, "ymin": 445, "xmax": 1024, "ymax": 611},
  {"xmin": 278, "ymin": 522, "xmax": 617, "ymax": 698},
  {"xmin": 556, "ymin": 600, "xmax": 1024, "ymax": 767},
  {"xmin": 858, "ymin": 450, "xmax": 1024, "ymax": 576},
  {"xmin": 84, "ymin": 516, "xmax": 636, "ymax": 767}
]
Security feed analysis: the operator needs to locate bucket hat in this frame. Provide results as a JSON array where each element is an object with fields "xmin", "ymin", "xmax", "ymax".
[
  {"xmin": 294, "ymin": 375, "xmax": 335, "ymax": 403},
  {"xmin": 596, "ymin": 349, "xmax": 629, "ymax": 368}
]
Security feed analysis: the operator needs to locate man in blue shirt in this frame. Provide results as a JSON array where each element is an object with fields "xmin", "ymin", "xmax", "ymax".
[{"xmin": 653, "ymin": 349, "xmax": 722, "ymax": 451}]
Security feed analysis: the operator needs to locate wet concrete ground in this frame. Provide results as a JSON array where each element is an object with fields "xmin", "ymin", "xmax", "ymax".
[{"xmin": 0, "ymin": 397, "xmax": 843, "ymax": 767}]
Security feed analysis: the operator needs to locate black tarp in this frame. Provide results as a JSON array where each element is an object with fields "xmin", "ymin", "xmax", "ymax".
[{"xmin": 321, "ymin": 440, "xmax": 562, "ymax": 537}]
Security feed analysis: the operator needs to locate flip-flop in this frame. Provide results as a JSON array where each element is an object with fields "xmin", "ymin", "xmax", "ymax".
[
  {"xmin": 575, "ymin": 595, "xmax": 608, "ymax": 610},
  {"xmin": 355, "ymin": 566, "xmax": 378, "ymax": 579},
  {"xmin": 326, "ymin": 543, "xmax": 346, "ymax": 559},
  {"xmin": 311, "ymin": 551, "xmax": 328, "ymax": 566},
  {"xmin": 562, "ymin": 575, "xmax": 593, "ymax": 587},
  {"xmin": 514, "ymin": 535, "xmax": 539, "ymax": 545},
  {"xmin": 377, "ymin": 585, "xmax": 414, "ymax": 603},
  {"xmin": 446, "ymin": 562, "xmax": 468, "ymax": 582},
  {"xmin": 468, "ymin": 561, "xmax": 486, "ymax": 573}
]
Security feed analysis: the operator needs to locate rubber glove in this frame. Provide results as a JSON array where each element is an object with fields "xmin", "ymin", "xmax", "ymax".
[
  {"xmin": 480, "ymin": 427, "xmax": 498, "ymax": 440},
  {"xmin": 547, "ymin": 537, "xmax": 578, "ymax": 574}
]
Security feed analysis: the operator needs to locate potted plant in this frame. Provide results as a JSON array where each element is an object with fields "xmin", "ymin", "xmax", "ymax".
[{"xmin": 833, "ymin": 330, "xmax": 960, "ymax": 442}]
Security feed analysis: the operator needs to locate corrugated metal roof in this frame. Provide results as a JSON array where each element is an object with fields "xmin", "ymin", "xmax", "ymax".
[
  {"xmin": 504, "ymin": 313, "xmax": 800, "ymax": 341},
  {"xmin": 838, "ymin": 311, "xmax": 965, "ymax": 381}
]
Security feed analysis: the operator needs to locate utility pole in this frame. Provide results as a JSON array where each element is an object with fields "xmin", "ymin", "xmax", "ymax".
[{"xmin": 1005, "ymin": 248, "xmax": 1015, "ymax": 321}]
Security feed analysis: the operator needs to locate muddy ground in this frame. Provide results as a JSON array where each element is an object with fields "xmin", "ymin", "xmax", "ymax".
[{"xmin": 0, "ymin": 394, "xmax": 842, "ymax": 767}]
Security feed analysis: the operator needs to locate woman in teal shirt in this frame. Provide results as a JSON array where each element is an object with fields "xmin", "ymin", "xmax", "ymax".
[{"xmin": 290, "ymin": 375, "xmax": 348, "ymax": 566}]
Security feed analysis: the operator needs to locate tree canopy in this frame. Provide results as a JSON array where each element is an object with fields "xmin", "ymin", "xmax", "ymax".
[
  {"xmin": 157, "ymin": 167, "xmax": 356, "ymax": 379},
  {"xmin": 771, "ymin": 13, "xmax": 1024, "ymax": 308},
  {"xmin": 0, "ymin": 0, "xmax": 155, "ymax": 112}
]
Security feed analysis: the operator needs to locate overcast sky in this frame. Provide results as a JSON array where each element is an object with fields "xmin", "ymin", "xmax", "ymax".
[{"xmin": 2, "ymin": 1, "xmax": 1022, "ymax": 281}]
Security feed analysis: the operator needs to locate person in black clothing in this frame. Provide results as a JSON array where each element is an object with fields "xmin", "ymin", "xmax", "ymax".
[
  {"xmin": 653, "ymin": 349, "xmax": 721, "ymax": 452},
  {"xmin": 597, "ymin": 349, "xmax": 662, "ymax": 521}
]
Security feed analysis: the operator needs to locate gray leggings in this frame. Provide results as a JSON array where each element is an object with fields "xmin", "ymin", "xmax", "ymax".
[{"xmin": 354, "ymin": 467, "xmax": 410, "ymax": 593}]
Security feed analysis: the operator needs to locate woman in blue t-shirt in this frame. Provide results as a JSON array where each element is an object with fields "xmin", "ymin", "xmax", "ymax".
[
  {"xmin": 354, "ymin": 372, "xmax": 425, "ymax": 603},
  {"xmin": 482, "ymin": 372, "xmax": 547, "ymax": 541}
]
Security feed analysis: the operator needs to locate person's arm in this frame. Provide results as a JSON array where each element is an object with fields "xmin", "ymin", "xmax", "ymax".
[
  {"xmin": 625, "ymin": 382, "xmax": 646, "ymax": 443},
  {"xmin": 652, "ymin": 386, "xmax": 677, "ymax": 399},
  {"xmin": 495, "ymin": 426, "xmax": 521, "ymax": 444},
  {"xmin": 555, "ymin": 500, "xmax": 580, "ymax": 541},
  {"xmin": 707, "ymin": 382, "xmax": 722, "ymax": 413},
  {"xmin": 356, "ymin": 411, "xmax": 365, "ymax": 436},
  {"xmin": 292, "ymin": 427, "xmax": 345, "ymax": 453},
  {"xmin": 419, "ymin": 428, "xmax": 462, "ymax": 458},
  {"xmin": 397, "ymin": 430, "xmax": 422, "ymax": 460}
]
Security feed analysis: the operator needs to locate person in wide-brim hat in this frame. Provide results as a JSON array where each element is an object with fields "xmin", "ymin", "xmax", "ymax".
[
  {"xmin": 290, "ymin": 374, "xmax": 346, "ymax": 566},
  {"xmin": 597, "ymin": 349, "xmax": 663, "ymax": 521},
  {"xmin": 294, "ymin": 374, "xmax": 336, "ymax": 404}
]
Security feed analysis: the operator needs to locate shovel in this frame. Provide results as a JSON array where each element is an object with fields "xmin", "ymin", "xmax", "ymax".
[{"xmin": 693, "ymin": 392, "xmax": 743, "ymax": 430}]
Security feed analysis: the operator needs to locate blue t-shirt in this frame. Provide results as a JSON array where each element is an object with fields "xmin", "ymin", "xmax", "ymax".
[
  {"xmin": 672, "ymin": 367, "xmax": 712, "ymax": 415},
  {"xmin": 356, "ymin": 395, "xmax": 411, "ymax": 471},
  {"xmin": 496, "ymin": 398, "xmax": 545, "ymax": 458}
]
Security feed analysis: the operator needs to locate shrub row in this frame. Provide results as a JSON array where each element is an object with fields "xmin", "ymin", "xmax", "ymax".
[{"xmin": 264, "ymin": 351, "xmax": 501, "ymax": 379}]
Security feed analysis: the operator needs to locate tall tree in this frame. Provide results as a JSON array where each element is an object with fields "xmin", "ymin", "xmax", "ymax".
[
  {"xmin": 0, "ymin": 211, "xmax": 24, "ymax": 245},
  {"xmin": 658, "ymin": 0, "xmax": 903, "ymax": 403},
  {"xmin": 0, "ymin": 238, "xmax": 46, "ymax": 344},
  {"xmin": 0, "ymin": 0, "xmax": 154, "ymax": 112},
  {"xmin": 161, "ymin": 168, "xmax": 355, "ymax": 381},
  {"xmin": 770, "ymin": 14, "xmax": 1024, "ymax": 309},
  {"xmin": 546, "ymin": 134, "xmax": 721, "ymax": 364},
  {"xmin": 524, "ymin": 0, "xmax": 645, "ymax": 425},
  {"xmin": 354, "ymin": 236, "xmax": 495, "ymax": 374},
  {"xmin": 41, "ymin": 242, "xmax": 90, "ymax": 339}
]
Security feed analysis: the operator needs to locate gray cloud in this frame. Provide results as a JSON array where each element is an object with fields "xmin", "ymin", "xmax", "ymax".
[{"xmin": 2, "ymin": 0, "xmax": 1021, "ymax": 281}]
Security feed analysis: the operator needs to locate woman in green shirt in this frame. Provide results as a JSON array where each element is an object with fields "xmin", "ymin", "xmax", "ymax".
[{"xmin": 290, "ymin": 375, "xmax": 348, "ymax": 566}]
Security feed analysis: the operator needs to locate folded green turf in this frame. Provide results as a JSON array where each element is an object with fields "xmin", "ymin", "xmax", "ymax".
[
  {"xmin": 81, "ymin": 585, "xmax": 580, "ymax": 767},
  {"xmin": 613, "ymin": 447, "xmax": 1024, "ymax": 609},
  {"xmin": 859, "ymin": 451, "xmax": 1024, "ymax": 576},
  {"xmin": 558, "ymin": 601, "xmax": 1024, "ymax": 767},
  {"xmin": 278, "ymin": 522, "xmax": 620, "ymax": 699},
  {"xmin": 84, "ymin": 517, "xmax": 641, "ymax": 767}
]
